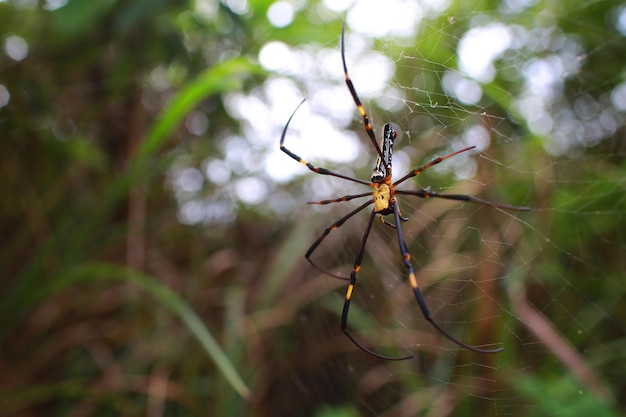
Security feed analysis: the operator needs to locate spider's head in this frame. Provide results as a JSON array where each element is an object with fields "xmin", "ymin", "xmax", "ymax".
[{"xmin": 371, "ymin": 123, "xmax": 398, "ymax": 183}]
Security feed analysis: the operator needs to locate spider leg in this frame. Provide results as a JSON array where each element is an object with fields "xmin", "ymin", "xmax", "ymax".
[
  {"xmin": 342, "ymin": 209, "xmax": 414, "ymax": 361},
  {"xmin": 392, "ymin": 202, "xmax": 504, "ymax": 353},
  {"xmin": 379, "ymin": 216, "xmax": 398, "ymax": 228},
  {"xmin": 280, "ymin": 99, "xmax": 371, "ymax": 187},
  {"xmin": 308, "ymin": 191, "xmax": 372, "ymax": 205},
  {"xmin": 305, "ymin": 200, "xmax": 373, "ymax": 280},
  {"xmin": 341, "ymin": 22, "xmax": 384, "ymax": 160},
  {"xmin": 379, "ymin": 202, "xmax": 409, "ymax": 229},
  {"xmin": 395, "ymin": 189, "xmax": 530, "ymax": 211},
  {"xmin": 379, "ymin": 212, "xmax": 408, "ymax": 229},
  {"xmin": 393, "ymin": 146, "xmax": 476, "ymax": 186}
]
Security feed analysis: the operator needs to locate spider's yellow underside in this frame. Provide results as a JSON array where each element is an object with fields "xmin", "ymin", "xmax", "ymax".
[{"xmin": 372, "ymin": 183, "xmax": 391, "ymax": 212}]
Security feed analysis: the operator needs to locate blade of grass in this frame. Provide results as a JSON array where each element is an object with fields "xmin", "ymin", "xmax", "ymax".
[
  {"xmin": 135, "ymin": 56, "xmax": 264, "ymax": 160},
  {"xmin": 42, "ymin": 263, "xmax": 251, "ymax": 400}
]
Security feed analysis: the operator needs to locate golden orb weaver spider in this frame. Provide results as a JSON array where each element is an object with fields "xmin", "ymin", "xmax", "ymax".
[{"xmin": 280, "ymin": 22, "xmax": 530, "ymax": 360}]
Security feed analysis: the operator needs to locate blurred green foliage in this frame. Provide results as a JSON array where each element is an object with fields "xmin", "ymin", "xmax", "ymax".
[{"xmin": 1, "ymin": 0, "xmax": 625, "ymax": 416}]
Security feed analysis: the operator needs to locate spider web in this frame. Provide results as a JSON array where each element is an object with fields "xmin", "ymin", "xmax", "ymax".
[
  {"xmin": 231, "ymin": 2, "xmax": 625, "ymax": 417},
  {"xmin": 168, "ymin": 1, "xmax": 626, "ymax": 416}
]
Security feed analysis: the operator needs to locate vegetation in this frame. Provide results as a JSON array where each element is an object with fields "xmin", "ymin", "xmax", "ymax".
[{"xmin": 1, "ymin": 1, "xmax": 624, "ymax": 416}]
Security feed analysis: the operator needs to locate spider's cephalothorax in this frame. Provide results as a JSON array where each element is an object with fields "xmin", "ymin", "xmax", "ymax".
[
  {"xmin": 279, "ymin": 22, "xmax": 530, "ymax": 360},
  {"xmin": 371, "ymin": 123, "xmax": 397, "ymax": 183}
]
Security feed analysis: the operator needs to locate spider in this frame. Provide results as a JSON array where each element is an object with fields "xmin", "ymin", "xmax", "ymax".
[{"xmin": 280, "ymin": 22, "xmax": 530, "ymax": 360}]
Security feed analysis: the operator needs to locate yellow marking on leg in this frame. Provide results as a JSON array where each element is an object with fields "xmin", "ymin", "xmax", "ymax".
[
  {"xmin": 346, "ymin": 284, "xmax": 354, "ymax": 300},
  {"xmin": 409, "ymin": 272, "xmax": 418, "ymax": 289}
]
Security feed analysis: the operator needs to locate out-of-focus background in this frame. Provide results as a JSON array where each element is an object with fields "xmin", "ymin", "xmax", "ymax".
[{"xmin": 1, "ymin": 0, "xmax": 625, "ymax": 416}]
